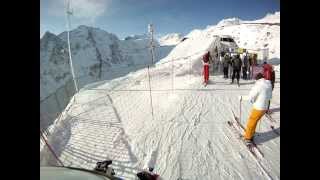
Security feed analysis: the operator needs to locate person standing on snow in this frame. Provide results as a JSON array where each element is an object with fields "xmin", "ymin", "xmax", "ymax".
[
  {"xmin": 202, "ymin": 51, "xmax": 212, "ymax": 86},
  {"xmin": 231, "ymin": 54, "xmax": 242, "ymax": 86},
  {"xmin": 223, "ymin": 54, "xmax": 231, "ymax": 78},
  {"xmin": 263, "ymin": 62, "xmax": 273, "ymax": 81},
  {"xmin": 239, "ymin": 73, "xmax": 272, "ymax": 144},
  {"xmin": 263, "ymin": 61, "xmax": 275, "ymax": 113},
  {"xmin": 219, "ymin": 51, "xmax": 225, "ymax": 74},
  {"xmin": 242, "ymin": 53, "xmax": 249, "ymax": 80}
]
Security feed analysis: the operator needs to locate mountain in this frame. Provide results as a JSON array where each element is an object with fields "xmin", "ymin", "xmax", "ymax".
[
  {"xmin": 186, "ymin": 11, "xmax": 280, "ymax": 61},
  {"xmin": 40, "ymin": 26, "xmax": 174, "ymax": 100},
  {"xmin": 40, "ymin": 31, "xmax": 71, "ymax": 100}
]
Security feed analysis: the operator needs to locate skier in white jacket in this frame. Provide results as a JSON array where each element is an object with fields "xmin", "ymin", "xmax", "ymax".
[{"xmin": 239, "ymin": 73, "xmax": 272, "ymax": 143}]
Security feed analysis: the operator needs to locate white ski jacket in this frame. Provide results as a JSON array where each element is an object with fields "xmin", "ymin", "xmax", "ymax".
[{"xmin": 242, "ymin": 79, "xmax": 272, "ymax": 110}]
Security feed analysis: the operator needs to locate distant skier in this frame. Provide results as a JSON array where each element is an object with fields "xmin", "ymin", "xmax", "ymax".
[
  {"xmin": 223, "ymin": 54, "xmax": 231, "ymax": 78},
  {"xmin": 242, "ymin": 53, "xmax": 249, "ymax": 80},
  {"xmin": 239, "ymin": 73, "xmax": 272, "ymax": 144},
  {"xmin": 231, "ymin": 54, "xmax": 242, "ymax": 86},
  {"xmin": 202, "ymin": 51, "xmax": 212, "ymax": 86}
]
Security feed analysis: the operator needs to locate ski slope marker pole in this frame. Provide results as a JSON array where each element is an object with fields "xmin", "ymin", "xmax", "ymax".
[{"xmin": 239, "ymin": 96, "xmax": 242, "ymax": 125}]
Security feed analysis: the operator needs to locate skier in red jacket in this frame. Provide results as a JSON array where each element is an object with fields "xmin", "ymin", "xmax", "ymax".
[
  {"xmin": 263, "ymin": 62, "xmax": 273, "ymax": 81},
  {"xmin": 263, "ymin": 62, "xmax": 275, "ymax": 114},
  {"xmin": 202, "ymin": 51, "xmax": 212, "ymax": 86}
]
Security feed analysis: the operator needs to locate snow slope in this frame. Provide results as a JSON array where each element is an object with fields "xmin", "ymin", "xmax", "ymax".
[
  {"xmin": 187, "ymin": 11, "xmax": 280, "ymax": 61},
  {"xmin": 41, "ymin": 71, "xmax": 280, "ymax": 180},
  {"xmin": 41, "ymin": 12, "xmax": 280, "ymax": 180},
  {"xmin": 159, "ymin": 33, "xmax": 183, "ymax": 46}
]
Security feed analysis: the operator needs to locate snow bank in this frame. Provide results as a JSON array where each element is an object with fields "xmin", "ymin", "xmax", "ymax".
[{"xmin": 158, "ymin": 33, "xmax": 183, "ymax": 46}]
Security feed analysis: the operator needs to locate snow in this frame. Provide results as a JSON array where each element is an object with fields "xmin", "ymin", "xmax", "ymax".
[
  {"xmin": 41, "ymin": 12, "xmax": 280, "ymax": 180},
  {"xmin": 158, "ymin": 33, "xmax": 183, "ymax": 46}
]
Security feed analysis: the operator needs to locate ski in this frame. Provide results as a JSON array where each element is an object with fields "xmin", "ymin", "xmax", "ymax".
[
  {"xmin": 227, "ymin": 121, "xmax": 263, "ymax": 158},
  {"xmin": 230, "ymin": 110, "xmax": 264, "ymax": 158}
]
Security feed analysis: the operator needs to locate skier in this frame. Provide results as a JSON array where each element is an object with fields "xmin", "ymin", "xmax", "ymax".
[
  {"xmin": 266, "ymin": 66, "xmax": 276, "ymax": 114},
  {"xmin": 263, "ymin": 62, "xmax": 273, "ymax": 81},
  {"xmin": 242, "ymin": 53, "xmax": 249, "ymax": 80},
  {"xmin": 219, "ymin": 51, "xmax": 225, "ymax": 74},
  {"xmin": 231, "ymin": 54, "xmax": 242, "ymax": 86},
  {"xmin": 223, "ymin": 54, "xmax": 231, "ymax": 78},
  {"xmin": 247, "ymin": 54, "xmax": 253, "ymax": 79},
  {"xmin": 136, "ymin": 168, "xmax": 160, "ymax": 180},
  {"xmin": 263, "ymin": 61, "xmax": 274, "ymax": 113},
  {"xmin": 239, "ymin": 73, "xmax": 272, "ymax": 144},
  {"xmin": 271, "ymin": 66, "xmax": 276, "ymax": 90},
  {"xmin": 202, "ymin": 51, "xmax": 212, "ymax": 86}
]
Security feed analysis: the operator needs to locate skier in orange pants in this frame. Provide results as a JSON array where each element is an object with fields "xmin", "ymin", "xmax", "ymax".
[{"xmin": 239, "ymin": 73, "xmax": 272, "ymax": 144}]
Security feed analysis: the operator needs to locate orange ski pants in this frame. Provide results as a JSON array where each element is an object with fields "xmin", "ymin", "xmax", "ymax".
[{"xmin": 244, "ymin": 108, "xmax": 266, "ymax": 140}]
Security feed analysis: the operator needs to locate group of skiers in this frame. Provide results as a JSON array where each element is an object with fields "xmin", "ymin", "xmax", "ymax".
[
  {"xmin": 202, "ymin": 50, "xmax": 276, "ymax": 145},
  {"xmin": 202, "ymin": 50, "xmax": 275, "ymax": 89}
]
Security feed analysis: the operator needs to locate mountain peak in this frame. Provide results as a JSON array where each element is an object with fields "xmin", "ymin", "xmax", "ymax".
[
  {"xmin": 42, "ymin": 31, "xmax": 57, "ymax": 39},
  {"xmin": 216, "ymin": 17, "xmax": 242, "ymax": 27},
  {"xmin": 159, "ymin": 33, "xmax": 183, "ymax": 46}
]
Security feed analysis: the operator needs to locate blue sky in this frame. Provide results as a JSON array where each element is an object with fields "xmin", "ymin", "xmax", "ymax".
[{"xmin": 40, "ymin": 0, "xmax": 279, "ymax": 39}]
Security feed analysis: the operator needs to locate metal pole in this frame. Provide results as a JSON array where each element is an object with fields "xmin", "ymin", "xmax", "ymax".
[
  {"xmin": 172, "ymin": 58, "xmax": 174, "ymax": 92},
  {"xmin": 65, "ymin": 0, "xmax": 78, "ymax": 93},
  {"xmin": 189, "ymin": 58, "xmax": 191, "ymax": 82},
  {"xmin": 239, "ymin": 96, "xmax": 242, "ymax": 125},
  {"xmin": 147, "ymin": 66, "xmax": 154, "ymax": 121},
  {"xmin": 148, "ymin": 24, "xmax": 155, "ymax": 65}
]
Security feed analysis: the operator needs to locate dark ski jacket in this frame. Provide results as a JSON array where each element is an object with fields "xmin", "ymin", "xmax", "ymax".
[
  {"xmin": 203, "ymin": 51, "xmax": 211, "ymax": 63},
  {"xmin": 223, "ymin": 56, "xmax": 231, "ymax": 68},
  {"xmin": 232, "ymin": 56, "xmax": 242, "ymax": 70},
  {"xmin": 243, "ymin": 56, "xmax": 249, "ymax": 68}
]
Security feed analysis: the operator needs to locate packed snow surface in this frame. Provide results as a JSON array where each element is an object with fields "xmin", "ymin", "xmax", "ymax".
[{"xmin": 159, "ymin": 33, "xmax": 183, "ymax": 46}]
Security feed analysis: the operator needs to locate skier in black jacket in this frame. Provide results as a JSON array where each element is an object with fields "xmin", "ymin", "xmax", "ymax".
[
  {"xmin": 223, "ymin": 54, "xmax": 231, "ymax": 78},
  {"xmin": 231, "ymin": 54, "xmax": 242, "ymax": 86}
]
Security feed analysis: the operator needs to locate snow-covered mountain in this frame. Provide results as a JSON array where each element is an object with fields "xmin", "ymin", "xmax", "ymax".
[
  {"xmin": 186, "ymin": 11, "xmax": 280, "ymax": 60},
  {"xmin": 40, "ymin": 26, "xmax": 174, "ymax": 100},
  {"xmin": 158, "ymin": 33, "xmax": 183, "ymax": 46}
]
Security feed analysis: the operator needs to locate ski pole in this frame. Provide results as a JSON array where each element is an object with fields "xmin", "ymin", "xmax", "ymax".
[{"xmin": 239, "ymin": 96, "xmax": 242, "ymax": 125}]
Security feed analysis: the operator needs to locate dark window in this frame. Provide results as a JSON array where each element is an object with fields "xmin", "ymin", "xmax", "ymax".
[{"xmin": 221, "ymin": 38, "xmax": 235, "ymax": 42}]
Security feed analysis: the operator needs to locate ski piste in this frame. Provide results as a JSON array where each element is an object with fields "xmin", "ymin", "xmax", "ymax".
[
  {"xmin": 264, "ymin": 113, "xmax": 280, "ymax": 135},
  {"xmin": 270, "ymin": 125, "xmax": 280, "ymax": 136},
  {"xmin": 265, "ymin": 113, "xmax": 276, "ymax": 123}
]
